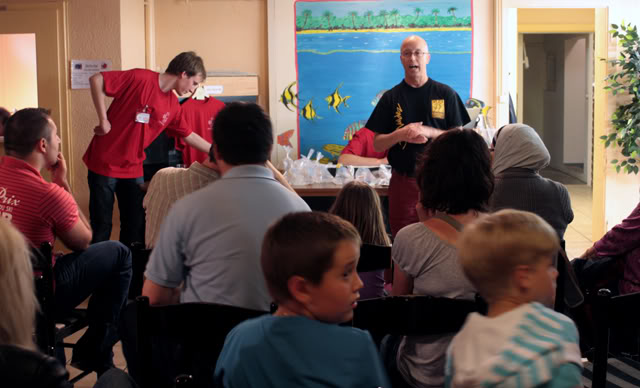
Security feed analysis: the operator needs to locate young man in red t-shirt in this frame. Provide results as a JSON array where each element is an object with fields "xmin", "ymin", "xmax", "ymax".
[
  {"xmin": 0, "ymin": 108, "xmax": 132, "ymax": 374},
  {"xmin": 84, "ymin": 51, "xmax": 211, "ymax": 246}
]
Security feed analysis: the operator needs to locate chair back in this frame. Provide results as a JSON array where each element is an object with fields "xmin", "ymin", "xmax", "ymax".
[
  {"xmin": 356, "ymin": 244, "xmax": 391, "ymax": 273},
  {"xmin": 352, "ymin": 295, "xmax": 484, "ymax": 344},
  {"xmin": 591, "ymin": 289, "xmax": 640, "ymax": 388},
  {"xmin": 129, "ymin": 242, "xmax": 151, "ymax": 299},
  {"xmin": 31, "ymin": 242, "xmax": 56, "ymax": 357},
  {"xmin": 135, "ymin": 296, "xmax": 268, "ymax": 388}
]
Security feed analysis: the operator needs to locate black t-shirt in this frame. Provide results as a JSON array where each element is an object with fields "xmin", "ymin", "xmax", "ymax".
[{"xmin": 366, "ymin": 78, "xmax": 470, "ymax": 175}]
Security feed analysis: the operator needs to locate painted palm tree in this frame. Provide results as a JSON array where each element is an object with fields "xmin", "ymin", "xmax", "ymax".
[
  {"xmin": 431, "ymin": 8, "xmax": 440, "ymax": 26},
  {"xmin": 379, "ymin": 9, "xmax": 389, "ymax": 28},
  {"xmin": 365, "ymin": 10, "xmax": 373, "ymax": 28},
  {"xmin": 390, "ymin": 9, "xmax": 399, "ymax": 27},
  {"xmin": 448, "ymin": 6, "xmax": 457, "ymax": 18},
  {"xmin": 323, "ymin": 10, "xmax": 333, "ymax": 30},
  {"xmin": 414, "ymin": 7, "xmax": 422, "ymax": 24},
  {"xmin": 349, "ymin": 11, "xmax": 358, "ymax": 30},
  {"xmin": 301, "ymin": 10, "xmax": 312, "ymax": 30}
]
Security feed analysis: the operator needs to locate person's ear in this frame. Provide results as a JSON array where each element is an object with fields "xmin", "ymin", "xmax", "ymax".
[
  {"xmin": 180, "ymin": 71, "xmax": 188, "ymax": 79},
  {"xmin": 513, "ymin": 265, "xmax": 533, "ymax": 291},
  {"xmin": 36, "ymin": 138, "xmax": 47, "ymax": 154},
  {"xmin": 425, "ymin": 53, "xmax": 431, "ymax": 65},
  {"xmin": 287, "ymin": 275, "xmax": 312, "ymax": 305}
]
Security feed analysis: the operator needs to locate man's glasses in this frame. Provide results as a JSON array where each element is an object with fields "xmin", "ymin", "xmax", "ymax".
[{"xmin": 401, "ymin": 50, "xmax": 428, "ymax": 58}]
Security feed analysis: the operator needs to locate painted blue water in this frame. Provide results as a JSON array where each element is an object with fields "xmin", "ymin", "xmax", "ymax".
[{"xmin": 296, "ymin": 30, "xmax": 471, "ymax": 159}]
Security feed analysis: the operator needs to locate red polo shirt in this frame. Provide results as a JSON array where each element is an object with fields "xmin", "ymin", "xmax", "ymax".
[{"xmin": 172, "ymin": 97, "xmax": 225, "ymax": 166}]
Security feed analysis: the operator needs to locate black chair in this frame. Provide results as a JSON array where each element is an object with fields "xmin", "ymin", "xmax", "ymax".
[
  {"xmin": 31, "ymin": 242, "xmax": 93, "ymax": 383},
  {"xmin": 129, "ymin": 242, "xmax": 151, "ymax": 299},
  {"xmin": 135, "ymin": 296, "xmax": 268, "ymax": 388},
  {"xmin": 352, "ymin": 295, "xmax": 486, "ymax": 345},
  {"xmin": 357, "ymin": 243, "xmax": 392, "ymax": 273},
  {"xmin": 591, "ymin": 288, "xmax": 640, "ymax": 388}
]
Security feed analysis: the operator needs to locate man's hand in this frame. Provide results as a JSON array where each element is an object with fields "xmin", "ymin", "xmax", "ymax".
[
  {"xmin": 94, "ymin": 119, "xmax": 112, "ymax": 136},
  {"xmin": 49, "ymin": 153, "xmax": 69, "ymax": 189},
  {"xmin": 400, "ymin": 122, "xmax": 428, "ymax": 144}
]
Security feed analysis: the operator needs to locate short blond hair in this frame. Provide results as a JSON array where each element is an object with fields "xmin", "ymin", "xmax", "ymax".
[
  {"xmin": 0, "ymin": 218, "xmax": 38, "ymax": 349},
  {"xmin": 457, "ymin": 209, "xmax": 559, "ymax": 301}
]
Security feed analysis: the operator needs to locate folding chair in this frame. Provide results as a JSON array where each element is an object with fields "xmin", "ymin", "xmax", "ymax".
[
  {"xmin": 591, "ymin": 288, "xmax": 640, "ymax": 388},
  {"xmin": 128, "ymin": 242, "xmax": 151, "ymax": 299},
  {"xmin": 135, "ymin": 296, "xmax": 268, "ymax": 388},
  {"xmin": 357, "ymin": 243, "xmax": 392, "ymax": 273},
  {"xmin": 32, "ymin": 242, "xmax": 93, "ymax": 383}
]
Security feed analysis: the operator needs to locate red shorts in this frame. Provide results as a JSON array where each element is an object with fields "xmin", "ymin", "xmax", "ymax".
[{"xmin": 388, "ymin": 171, "xmax": 419, "ymax": 238}]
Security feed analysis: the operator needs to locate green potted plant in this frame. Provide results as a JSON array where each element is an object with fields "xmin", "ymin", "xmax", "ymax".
[{"xmin": 602, "ymin": 21, "xmax": 640, "ymax": 174}]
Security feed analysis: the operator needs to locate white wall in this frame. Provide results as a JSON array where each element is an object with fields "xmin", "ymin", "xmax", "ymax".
[
  {"xmin": 563, "ymin": 36, "xmax": 587, "ymax": 165},
  {"xmin": 542, "ymin": 34, "xmax": 564, "ymax": 171},
  {"xmin": 522, "ymin": 34, "xmax": 545, "ymax": 138}
]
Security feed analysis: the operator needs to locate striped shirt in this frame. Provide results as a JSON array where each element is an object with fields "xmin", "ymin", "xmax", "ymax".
[
  {"xmin": 0, "ymin": 156, "xmax": 78, "ymax": 248},
  {"xmin": 143, "ymin": 162, "xmax": 219, "ymax": 248}
]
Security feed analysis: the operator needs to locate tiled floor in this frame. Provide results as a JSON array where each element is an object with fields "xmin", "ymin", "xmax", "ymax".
[{"xmin": 564, "ymin": 183, "xmax": 593, "ymax": 260}]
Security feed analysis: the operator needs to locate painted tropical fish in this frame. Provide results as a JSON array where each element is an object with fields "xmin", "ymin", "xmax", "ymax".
[
  {"xmin": 300, "ymin": 99, "xmax": 321, "ymax": 121},
  {"xmin": 325, "ymin": 83, "xmax": 351, "ymax": 113},
  {"xmin": 277, "ymin": 129, "xmax": 295, "ymax": 147},
  {"xmin": 371, "ymin": 89, "xmax": 388, "ymax": 107},
  {"xmin": 279, "ymin": 81, "xmax": 298, "ymax": 112},
  {"xmin": 343, "ymin": 120, "xmax": 366, "ymax": 141},
  {"xmin": 323, "ymin": 143, "xmax": 345, "ymax": 160}
]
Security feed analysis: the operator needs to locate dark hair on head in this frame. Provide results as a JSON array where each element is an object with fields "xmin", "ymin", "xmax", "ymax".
[
  {"xmin": 417, "ymin": 129, "xmax": 494, "ymax": 214},
  {"xmin": 213, "ymin": 102, "xmax": 273, "ymax": 165},
  {"xmin": 261, "ymin": 211, "xmax": 361, "ymax": 304},
  {"xmin": 4, "ymin": 108, "xmax": 52, "ymax": 158},
  {"xmin": 329, "ymin": 181, "xmax": 391, "ymax": 246},
  {"xmin": 165, "ymin": 51, "xmax": 206, "ymax": 79}
]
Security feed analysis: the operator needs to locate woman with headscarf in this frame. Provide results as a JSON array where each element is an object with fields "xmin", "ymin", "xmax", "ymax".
[{"xmin": 489, "ymin": 124, "xmax": 574, "ymax": 241}]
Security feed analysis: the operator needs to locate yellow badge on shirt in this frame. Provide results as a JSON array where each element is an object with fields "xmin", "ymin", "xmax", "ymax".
[{"xmin": 432, "ymin": 99, "xmax": 445, "ymax": 119}]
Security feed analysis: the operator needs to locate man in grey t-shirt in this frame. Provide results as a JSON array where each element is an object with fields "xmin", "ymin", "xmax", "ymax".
[{"xmin": 142, "ymin": 102, "xmax": 310, "ymax": 311}]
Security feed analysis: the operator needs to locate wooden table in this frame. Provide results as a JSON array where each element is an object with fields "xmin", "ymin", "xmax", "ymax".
[{"xmin": 293, "ymin": 183, "xmax": 388, "ymax": 197}]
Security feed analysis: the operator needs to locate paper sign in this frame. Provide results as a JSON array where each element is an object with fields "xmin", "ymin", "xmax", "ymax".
[
  {"xmin": 204, "ymin": 85, "xmax": 224, "ymax": 95},
  {"xmin": 71, "ymin": 59, "xmax": 112, "ymax": 89}
]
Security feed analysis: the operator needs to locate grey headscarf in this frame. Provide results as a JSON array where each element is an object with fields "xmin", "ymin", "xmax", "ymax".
[{"xmin": 492, "ymin": 124, "xmax": 550, "ymax": 176}]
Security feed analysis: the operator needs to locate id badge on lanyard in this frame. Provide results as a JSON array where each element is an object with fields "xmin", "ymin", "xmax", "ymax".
[{"xmin": 135, "ymin": 105, "xmax": 151, "ymax": 124}]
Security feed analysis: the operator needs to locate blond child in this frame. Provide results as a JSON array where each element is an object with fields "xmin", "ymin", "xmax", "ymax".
[
  {"xmin": 214, "ymin": 212, "xmax": 390, "ymax": 387},
  {"xmin": 446, "ymin": 209, "xmax": 582, "ymax": 388}
]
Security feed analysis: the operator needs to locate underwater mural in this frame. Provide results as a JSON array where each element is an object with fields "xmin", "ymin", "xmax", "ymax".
[{"xmin": 287, "ymin": 0, "xmax": 473, "ymax": 162}]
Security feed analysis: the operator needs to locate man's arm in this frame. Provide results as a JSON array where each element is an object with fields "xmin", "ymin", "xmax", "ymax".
[
  {"xmin": 183, "ymin": 132, "xmax": 212, "ymax": 154},
  {"xmin": 266, "ymin": 160, "xmax": 296, "ymax": 193},
  {"xmin": 338, "ymin": 154, "xmax": 388, "ymax": 166},
  {"xmin": 142, "ymin": 278, "xmax": 181, "ymax": 305},
  {"xmin": 49, "ymin": 153, "xmax": 92, "ymax": 251},
  {"xmin": 89, "ymin": 73, "xmax": 111, "ymax": 136},
  {"xmin": 372, "ymin": 122, "xmax": 432, "ymax": 152}
]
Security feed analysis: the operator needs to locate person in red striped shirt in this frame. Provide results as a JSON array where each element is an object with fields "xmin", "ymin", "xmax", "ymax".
[{"xmin": 0, "ymin": 108, "xmax": 132, "ymax": 375}]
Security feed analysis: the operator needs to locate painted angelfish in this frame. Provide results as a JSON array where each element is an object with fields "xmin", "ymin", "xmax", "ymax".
[
  {"xmin": 371, "ymin": 89, "xmax": 388, "ymax": 107},
  {"xmin": 301, "ymin": 99, "xmax": 321, "ymax": 121},
  {"xmin": 343, "ymin": 120, "xmax": 366, "ymax": 141},
  {"xmin": 322, "ymin": 143, "xmax": 346, "ymax": 163},
  {"xmin": 325, "ymin": 83, "xmax": 351, "ymax": 113},
  {"xmin": 277, "ymin": 129, "xmax": 295, "ymax": 148},
  {"xmin": 279, "ymin": 81, "xmax": 298, "ymax": 112}
]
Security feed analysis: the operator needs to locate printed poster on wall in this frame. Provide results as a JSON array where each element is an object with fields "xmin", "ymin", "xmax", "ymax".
[{"xmin": 276, "ymin": 0, "xmax": 473, "ymax": 162}]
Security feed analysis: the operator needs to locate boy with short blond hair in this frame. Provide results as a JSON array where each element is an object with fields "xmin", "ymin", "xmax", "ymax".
[
  {"xmin": 446, "ymin": 209, "xmax": 582, "ymax": 388},
  {"xmin": 214, "ymin": 211, "xmax": 391, "ymax": 387}
]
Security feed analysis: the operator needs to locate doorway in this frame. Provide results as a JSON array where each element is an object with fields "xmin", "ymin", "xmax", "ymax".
[
  {"xmin": 521, "ymin": 33, "xmax": 593, "ymax": 185},
  {"xmin": 0, "ymin": 33, "xmax": 38, "ymax": 112}
]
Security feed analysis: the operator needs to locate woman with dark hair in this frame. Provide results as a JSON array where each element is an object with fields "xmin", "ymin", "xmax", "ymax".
[
  {"xmin": 0, "ymin": 107, "xmax": 10, "ymax": 137},
  {"xmin": 390, "ymin": 129, "xmax": 494, "ymax": 388},
  {"xmin": 329, "ymin": 181, "xmax": 392, "ymax": 299}
]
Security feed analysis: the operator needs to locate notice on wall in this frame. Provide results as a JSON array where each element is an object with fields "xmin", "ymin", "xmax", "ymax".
[
  {"xmin": 71, "ymin": 59, "xmax": 112, "ymax": 89},
  {"xmin": 204, "ymin": 85, "xmax": 224, "ymax": 95}
]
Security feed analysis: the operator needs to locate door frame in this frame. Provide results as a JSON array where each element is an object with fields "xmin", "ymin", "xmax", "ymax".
[{"xmin": 0, "ymin": 2, "xmax": 71, "ymax": 185}]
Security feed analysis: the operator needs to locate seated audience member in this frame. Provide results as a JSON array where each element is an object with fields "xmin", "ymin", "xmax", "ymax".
[
  {"xmin": 329, "ymin": 181, "xmax": 391, "ymax": 299},
  {"xmin": 338, "ymin": 127, "xmax": 388, "ymax": 166},
  {"xmin": 447, "ymin": 209, "xmax": 582, "ymax": 388},
  {"xmin": 214, "ymin": 211, "xmax": 390, "ymax": 387},
  {"xmin": 390, "ymin": 129, "xmax": 493, "ymax": 388},
  {"xmin": 143, "ymin": 102, "xmax": 310, "ymax": 311},
  {"xmin": 489, "ymin": 124, "xmax": 574, "ymax": 240},
  {"xmin": 581, "ymin": 201, "xmax": 640, "ymax": 295},
  {"xmin": 0, "ymin": 108, "xmax": 132, "ymax": 374},
  {"xmin": 0, "ymin": 107, "xmax": 10, "ymax": 136},
  {"xmin": 0, "ymin": 219, "xmax": 138, "ymax": 388},
  {"xmin": 143, "ymin": 152, "xmax": 220, "ymax": 248}
]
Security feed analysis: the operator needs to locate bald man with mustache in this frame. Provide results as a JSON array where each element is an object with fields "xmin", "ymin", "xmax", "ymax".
[{"xmin": 366, "ymin": 35, "xmax": 470, "ymax": 237}]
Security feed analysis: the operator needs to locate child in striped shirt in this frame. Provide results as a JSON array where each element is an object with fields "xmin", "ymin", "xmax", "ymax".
[{"xmin": 446, "ymin": 209, "xmax": 582, "ymax": 388}]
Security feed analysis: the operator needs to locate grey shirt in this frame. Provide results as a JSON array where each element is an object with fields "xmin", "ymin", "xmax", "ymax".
[
  {"xmin": 145, "ymin": 164, "xmax": 310, "ymax": 311},
  {"xmin": 393, "ymin": 222, "xmax": 476, "ymax": 388}
]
